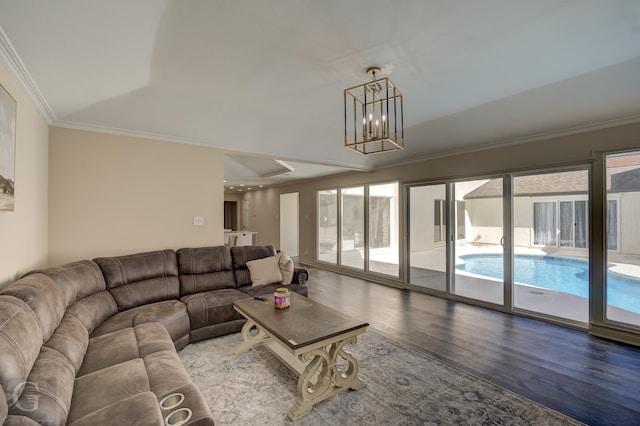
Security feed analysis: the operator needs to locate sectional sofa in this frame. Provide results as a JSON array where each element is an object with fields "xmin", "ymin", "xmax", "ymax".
[{"xmin": 0, "ymin": 245, "xmax": 309, "ymax": 426}]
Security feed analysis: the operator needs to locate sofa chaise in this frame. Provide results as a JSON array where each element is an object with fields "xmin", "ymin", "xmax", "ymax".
[{"xmin": 0, "ymin": 245, "xmax": 308, "ymax": 425}]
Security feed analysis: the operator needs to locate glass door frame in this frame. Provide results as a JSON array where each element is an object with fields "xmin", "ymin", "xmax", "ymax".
[{"xmin": 405, "ymin": 175, "xmax": 513, "ymax": 312}]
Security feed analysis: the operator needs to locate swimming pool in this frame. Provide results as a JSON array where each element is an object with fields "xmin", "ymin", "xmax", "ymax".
[{"xmin": 456, "ymin": 254, "xmax": 640, "ymax": 314}]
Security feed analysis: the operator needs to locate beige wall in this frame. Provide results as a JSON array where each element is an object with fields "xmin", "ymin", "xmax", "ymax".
[
  {"xmin": 244, "ymin": 122, "xmax": 640, "ymax": 267},
  {"xmin": 0, "ymin": 62, "xmax": 49, "ymax": 286},
  {"xmin": 48, "ymin": 127, "xmax": 224, "ymax": 265},
  {"xmin": 244, "ymin": 188, "xmax": 280, "ymax": 246}
]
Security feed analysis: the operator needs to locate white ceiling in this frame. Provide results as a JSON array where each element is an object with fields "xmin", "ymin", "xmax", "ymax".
[{"xmin": 1, "ymin": 0, "xmax": 640, "ymax": 189}]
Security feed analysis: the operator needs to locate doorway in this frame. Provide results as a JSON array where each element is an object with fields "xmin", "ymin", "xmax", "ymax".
[
  {"xmin": 280, "ymin": 192, "xmax": 299, "ymax": 256},
  {"xmin": 224, "ymin": 201, "xmax": 238, "ymax": 230}
]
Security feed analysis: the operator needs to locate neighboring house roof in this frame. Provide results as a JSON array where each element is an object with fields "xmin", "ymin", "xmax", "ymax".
[{"xmin": 465, "ymin": 164, "xmax": 640, "ymax": 199}]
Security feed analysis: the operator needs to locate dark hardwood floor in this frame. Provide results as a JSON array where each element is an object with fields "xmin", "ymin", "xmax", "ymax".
[{"xmin": 304, "ymin": 266, "xmax": 640, "ymax": 425}]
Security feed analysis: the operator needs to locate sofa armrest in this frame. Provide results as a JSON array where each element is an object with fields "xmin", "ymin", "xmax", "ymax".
[{"xmin": 292, "ymin": 267, "xmax": 309, "ymax": 285}]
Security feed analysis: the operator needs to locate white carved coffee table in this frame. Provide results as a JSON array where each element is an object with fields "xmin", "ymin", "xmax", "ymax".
[{"xmin": 233, "ymin": 293, "xmax": 368, "ymax": 420}]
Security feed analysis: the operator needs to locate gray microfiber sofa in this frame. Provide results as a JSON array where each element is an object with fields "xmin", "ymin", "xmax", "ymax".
[{"xmin": 0, "ymin": 245, "xmax": 309, "ymax": 426}]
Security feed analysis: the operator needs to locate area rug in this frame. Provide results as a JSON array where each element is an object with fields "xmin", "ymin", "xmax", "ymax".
[{"xmin": 178, "ymin": 330, "xmax": 583, "ymax": 425}]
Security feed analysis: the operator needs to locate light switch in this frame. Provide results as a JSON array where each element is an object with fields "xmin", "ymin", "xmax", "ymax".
[{"xmin": 193, "ymin": 216, "xmax": 204, "ymax": 226}]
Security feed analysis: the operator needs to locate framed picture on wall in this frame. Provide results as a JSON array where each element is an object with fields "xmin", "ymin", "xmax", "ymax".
[{"xmin": 0, "ymin": 83, "xmax": 16, "ymax": 211}]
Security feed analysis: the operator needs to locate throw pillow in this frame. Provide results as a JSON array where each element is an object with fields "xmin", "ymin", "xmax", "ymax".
[
  {"xmin": 278, "ymin": 251, "xmax": 294, "ymax": 284},
  {"xmin": 246, "ymin": 255, "xmax": 283, "ymax": 286}
]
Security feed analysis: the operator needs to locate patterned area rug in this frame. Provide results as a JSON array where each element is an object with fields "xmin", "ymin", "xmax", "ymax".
[{"xmin": 178, "ymin": 330, "xmax": 583, "ymax": 425}]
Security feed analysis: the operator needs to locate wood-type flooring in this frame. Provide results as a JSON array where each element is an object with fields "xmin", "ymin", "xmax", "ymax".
[{"xmin": 305, "ymin": 266, "xmax": 640, "ymax": 425}]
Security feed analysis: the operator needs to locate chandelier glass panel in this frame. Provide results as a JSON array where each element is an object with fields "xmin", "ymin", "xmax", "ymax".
[{"xmin": 344, "ymin": 68, "xmax": 404, "ymax": 154}]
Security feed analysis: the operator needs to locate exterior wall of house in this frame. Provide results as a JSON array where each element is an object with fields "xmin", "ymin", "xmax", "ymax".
[
  {"xmin": 409, "ymin": 185, "xmax": 444, "ymax": 252},
  {"xmin": 0, "ymin": 61, "xmax": 49, "ymax": 286},
  {"xmin": 619, "ymin": 192, "xmax": 640, "ymax": 254}
]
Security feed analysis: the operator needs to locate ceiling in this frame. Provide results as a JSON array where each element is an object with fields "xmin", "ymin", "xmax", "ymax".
[{"xmin": 1, "ymin": 1, "xmax": 640, "ymax": 190}]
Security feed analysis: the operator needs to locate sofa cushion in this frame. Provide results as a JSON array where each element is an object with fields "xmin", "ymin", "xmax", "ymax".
[
  {"xmin": 0, "ymin": 382, "xmax": 6, "ymax": 424},
  {"xmin": 94, "ymin": 250, "xmax": 180, "ymax": 310},
  {"xmin": 246, "ymin": 255, "xmax": 283, "ymax": 286},
  {"xmin": 143, "ymin": 350, "xmax": 192, "ymax": 397},
  {"xmin": 43, "ymin": 314, "xmax": 89, "ymax": 374},
  {"xmin": 79, "ymin": 323, "xmax": 175, "ymax": 376},
  {"xmin": 66, "ymin": 291, "xmax": 118, "ymax": 334},
  {"xmin": 181, "ymin": 288, "xmax": 250, "ymax": 332},
  {"xmin": 9, "ymin": 347, "xmax": 75, "ymax": 426},
  {"xmin": 230, "ymin": 245, "xmax": 277, "ymax": 287},
  {"xmin": 28, "ymin": 260, "xmax": 107, "ymax": 307},
  {"xmin": 67, "ymin": 359, "xmax": 151, "ymax": 424},
  {"xmin": 0, "ymin": 296, "xmax": 43, "ymax": 408},
  {"xmin": 67, "ymin": 392, "xmax": 163, "ymax": 426},
  {"xmin": 90, "ymin": 300, "xmax": 190, "ymax": 350},
  {"xmin": 177, "ymin": 246, "xmax": 237, "ymax": 295},
  {"xmin": 1, "ymin": 274, "xmax": 66, "ymax": 342}
]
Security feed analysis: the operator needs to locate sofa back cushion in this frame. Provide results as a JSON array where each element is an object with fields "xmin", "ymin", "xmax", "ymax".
[
  {"xmin": 66, "ymin": 291, "xmax": 118, "ymax": 334},
  {"xmin": 10, "ymin": 346, "xmax": 76, "ymax": 426},
  {"xmin": 230, "ymin": 245, "xmax": 277, "ymax": 288},
  {"xmin": 0, "ymin": 296, "xmax": 43, "ymax": 408},
  {"xmin": 28, "ymin": 260, "xmax": 107, "ymax": 307},
  {"xmin": 176, "ymin": 246, "xmax": 237, "ymax": 295},
  {"xmin": 94, "ymin": 250, "xmax": 180, "ymax": 311},
  {"xmin": 1, "ymin": 274, "xmax": 65, "ymax": 343}
]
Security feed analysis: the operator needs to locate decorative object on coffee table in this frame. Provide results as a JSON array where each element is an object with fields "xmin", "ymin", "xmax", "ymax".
[{"xmin": 233, "ymin": 293, "xmax": 368, "ymax": 420}]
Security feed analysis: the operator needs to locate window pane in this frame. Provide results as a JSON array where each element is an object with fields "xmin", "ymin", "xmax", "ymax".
[
  {"xmin": 434, "ymin": 199, "xmax": 444, "ymax": 243},
  {"xmin": 341, "ymin": 186, "xmax": 364, "ymax": 269},
  {"xmin": 607, "ymin": 200, "xmax": 618, "ymax": 251},
  {"xmin": 606, "ymin": 152, "xmax": 640, "ymax": 327},
  {"xmin": 409, "ymin": 185, "xmax": 446, "ymax": 291},
  {"xmin": 317, "ymin": 189, "xmax": 337, "ymax": 263},
  {"xmin": 456, "ymin": 201, "xmax": 466, "ymax": 240},
  {"xmin": 533, "ymin": 202, "xmax": 556, "ymax": 246},
  {"xmin": 575, "ymin": 201, "xmax": 587, "ymax": 249},
  {"xmin": 514, "ymin": 171, "xmax": 588, "ymax": 323},
  {"xmin": 453, "ymin": 179, "xmax": 504, "ymax": 305},
  {"xmin": 368, "ymin": 182, "xmax": 399, "ymax": 277},
  {"xmin": 559, "ymin": 201, "xmax": 573, "ymax": 247}
]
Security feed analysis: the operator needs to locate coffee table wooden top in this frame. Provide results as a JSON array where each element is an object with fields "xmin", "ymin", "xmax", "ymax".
[{"xmin": 233, "ymin": 293, "xmax": 369, "ymax": 351}]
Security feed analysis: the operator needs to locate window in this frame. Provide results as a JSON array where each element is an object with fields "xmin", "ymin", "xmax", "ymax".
[
  {"xmin": 369, "ymin": 182, "xmax": 399, "ymax": 277},
  {"xmin": 317, "ymin": 182, "xmax": 399, "ymax": 277},
  {"xmin": 434, "ymin": 199, "xmax": 444, "ymax": 243},
  {"xmin": 317, "ymin": 189, "xmax": 338, "ymax": 263},
  {"xmin": 456, "ymin": 201, "xmax": 466, "ymax": 240},
  {"xmin": 607, "ymin": 200, "xmax": 618, "ymax": 251},
  {"xmin": 341, "ymin": 186, "xmax": 365, "ymax": 269},
  {"xmin": 533, "ymin": 202, "xmax": 556, "ymax": 246}
]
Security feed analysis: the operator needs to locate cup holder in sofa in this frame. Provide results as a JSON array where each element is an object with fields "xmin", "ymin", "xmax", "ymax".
[
  {"xmin": 160, "ymin": 392, "xmax": 185, "ymax": 411},
  {"xmin": 165, "ymin": 407, "xmax": 192, "ymax": 426}
]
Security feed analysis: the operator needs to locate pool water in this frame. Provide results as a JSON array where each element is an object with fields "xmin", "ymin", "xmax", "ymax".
[{"xmin": 456, "ymin": 254, "xmax": 640, "ymax": 314}]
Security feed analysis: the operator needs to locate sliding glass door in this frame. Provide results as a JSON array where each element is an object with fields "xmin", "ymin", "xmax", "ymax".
[
  {"xmin": 513, "ymin": 170, "xmax": 589, "ymax": 323},
  {"xmin": 452, "ymin": 178, "xmax": 504, "ymax": 305},
  {"xmin": 317, "ymin": 189, "xmax": 338, "ymax": 264},
  {"xmin": 407, "ymin": 184, "xmax": 447, "ymax": 291},
  {"xmin": 369, "ymin": 183, "xmax": 399, "ymax": 277},
  {"xmin": 606, "ymin": 152, "xmax": 640, "ymax": 328},
  {"xmin": 341, "ymin": 186, "xmax": 365, "ymax": 270}
]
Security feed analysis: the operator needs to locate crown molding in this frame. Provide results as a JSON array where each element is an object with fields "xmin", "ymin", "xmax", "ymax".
[
  {"xmin": 379, "ymin": 113, "xmax": 640, "ymax": 169},
  {"xmin": 52, "ymin": 120, "xmax": 373, "ymax": 172},
  {"xmin": 0, "ymin": 25, "xmax": 56, "ymax": 123}
]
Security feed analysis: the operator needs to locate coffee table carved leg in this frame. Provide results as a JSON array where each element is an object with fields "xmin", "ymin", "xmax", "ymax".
[
  {"xmin": 234, "ymin": 319, "xmax": 269, "ymax": 354},
  {"xmin": 288, "ymin": 336, "xmax": 366, "ymax": 420}
]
